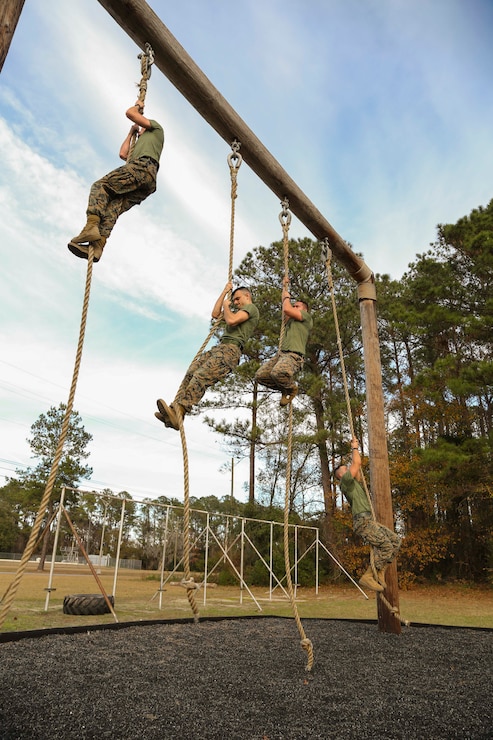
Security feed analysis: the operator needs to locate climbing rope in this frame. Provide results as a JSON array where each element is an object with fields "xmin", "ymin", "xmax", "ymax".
[
  {"xmin": 127, "ymin": 43, "xmax": 154, "ymax": 161},
  {"xmin": 322, "ymin": 239, "xmax": 408, "ymax": 624},
  {"xmin": 177, "ymin": 415, "xmax": 200, "ymax": 623},
  {"xmin": 0, "ymin": 247, "xmax": 96, "ymax": 629},
  {"xmin": 185, "ymin": 141, "xmax": 243, "ymax": 364},
  {"xmin": 227, "ymin": 140, "xmax": 242, "ymax": 283},
  {"xmin": 321, "ymin": 239, "xmax": 375, "ymax": 518},
  {"xmin": 0, "ymin": 46, "xmax": 155, "ymax": 630},
  {"xmin": 278, "ymin": 198, "xmax": 291, "ymax": 352},
  {"xmin": 279, "ymin": 198, "xmax": 314, "ymax": 671},
  {"xmin": 175, "ymin": 141, "xmax": 242, "ymax": 623}
]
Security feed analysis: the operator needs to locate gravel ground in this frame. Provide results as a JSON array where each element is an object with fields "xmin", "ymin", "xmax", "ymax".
[{"xmin": 1, "ymin": 617, "xmax": 492, "ymax": 740}]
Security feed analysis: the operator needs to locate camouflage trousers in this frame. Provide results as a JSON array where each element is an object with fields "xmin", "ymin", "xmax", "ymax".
[
  {"xmin": 87, "ymin": 158, "xmax": 158, "ymax": 238},
  {"xmin": 175, "ymin": 342, "xmax": 241, "ymax": 413},
  {"xmin": 353, "ymin": 513, "xmax": 402, "ymax": 570},
  {"xmin": 255, "ymin": 351, "xmax": 304, "ymax": 392}
]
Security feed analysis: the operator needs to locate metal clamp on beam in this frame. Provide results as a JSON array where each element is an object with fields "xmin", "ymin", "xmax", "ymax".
[{"xmin": 357, "ymin": 278, "xmax": 377, "ymax": 301}]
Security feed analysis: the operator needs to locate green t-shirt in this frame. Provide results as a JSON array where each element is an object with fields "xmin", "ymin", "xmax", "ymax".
[
  {"xmin": 281, "ymin": 310, "xmax": 313, "ymax": 355},
  {"xmin": 129, "ymin": 120, "xmax": 164, "ymax": 163},
  {"xmin": 339, "ymin": 471, "xmax": 371, "ymax": 516},
  {"xmin": 222, "ymin": 303, "xmax": 259, "ymax": 348}
]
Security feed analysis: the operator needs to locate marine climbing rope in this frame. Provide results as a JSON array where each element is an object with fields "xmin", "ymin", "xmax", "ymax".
[
  {"xmin": 0, "ymin": 44, "xmax": 157, "ymax": 631},
  {"xmin": 278, "ymin": 198, "xmax": 314, "ymax": 671},
  {"xmin": 321, "ymin": 237, "xmax": 409, "ymax": 626}
]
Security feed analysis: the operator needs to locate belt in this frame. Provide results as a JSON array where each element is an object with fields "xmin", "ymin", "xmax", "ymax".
[
  {"xmin": 353, "ymin": 511, "xmax": 372, "ymax": 521},
  {"xmin": 222, "ymin": 338, "xmax": 243, "ymax": 351},
  {"xmin": 139, "ymin": 156, "xmax": 159, "ymax": 168},
  {"xmin": 281, "ymin": 350, "xmax": 304, "ymax": 357}
]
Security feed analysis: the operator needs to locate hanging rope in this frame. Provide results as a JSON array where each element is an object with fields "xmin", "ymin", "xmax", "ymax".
[
  {"xmin": 185, "ymin": 141, "xmax": 243, "ymax": 365},
  {"xmin": 227, "ymin": 140, "xmax": 242, "ymax": 283},
  {"xmin": 278, "ymin": 198, "xmax": 314, "ymax": 671},
  {"xmin": 278, "ymin": 197, "xmax": 291, "ymax": 351},
  {"xmin": 127, "ymin": 43, "xmax": 154, "ymax": 161},
  {"xmin": 0, "ymin": 248, "xmax": 96, "ymax": 629},
  {"xmin": 322, "ymin": 239, "xmax": 408, "ymax": 625},
  {"xmin": 176, "ymin": 141, "xmax": 243, "ymax": 623},
  {"xmin": 322, "ymin": 239, "xmax": 375, "ymax": 519},
  {"xmin": 0, "ymin": 46, "xmax": 156, "ymax": 630},
  {"xmin": 177, "ymin": 414, "xmax": 200, "ymax": 623}
]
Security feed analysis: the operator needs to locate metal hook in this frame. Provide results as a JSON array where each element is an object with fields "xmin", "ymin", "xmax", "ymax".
[
  {"xmin": 321, "ymin": 237, "xmax": 332, "ymax": 263},
  {"xmin": 279, "ymin": 197, "xmax": 292, "ymax": 227},
  {"xmin": 138, "ymin": 43, "xmax": 154, "ymax": 78},
  {"xmin": 227, "ymin": 140, "xmax": 243, "ymax": 171}
]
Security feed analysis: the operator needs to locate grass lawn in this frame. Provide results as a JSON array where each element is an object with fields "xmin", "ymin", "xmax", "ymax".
[{"xmin": 1, "ymin": 560, "xmax": 492, "ymax": 633}]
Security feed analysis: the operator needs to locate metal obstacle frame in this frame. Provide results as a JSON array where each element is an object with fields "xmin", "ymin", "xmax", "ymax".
[{"xmin": 44, "ymin": 487, "xmax": 365, "ymax": 615}]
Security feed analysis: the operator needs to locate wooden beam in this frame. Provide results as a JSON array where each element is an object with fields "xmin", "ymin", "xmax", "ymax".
[
  {"xmin": 0, "ymin": 0, "xmax": 25, "ymax": 73},
  {"xmin": 97, "ymin": 0, "xmax": 372, "ymax": 284}
]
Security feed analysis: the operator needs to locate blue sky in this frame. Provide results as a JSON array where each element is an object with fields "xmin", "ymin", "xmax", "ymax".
[{"xmin": 0, "ymin": 0, "xmax": 492, "ymax": 503}]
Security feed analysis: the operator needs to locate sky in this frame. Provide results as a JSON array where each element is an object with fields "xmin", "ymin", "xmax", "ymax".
[{"xmin": 0, "ymin": 0, "xmax": 492, "ymax": 504}]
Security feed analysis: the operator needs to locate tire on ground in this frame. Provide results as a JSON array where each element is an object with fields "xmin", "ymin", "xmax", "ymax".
[{"xmin": 63, "ymin": 594, "xmax": 114, "ymax": 616}]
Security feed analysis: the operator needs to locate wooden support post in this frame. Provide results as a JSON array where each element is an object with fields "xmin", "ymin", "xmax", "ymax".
[
  {"xmin": 0, "ymin": 0, "xmax": 25, "ymax": 73},
  {"xmin": 359, "ymin": 288, "xmax": 401, "ymax": 634}
]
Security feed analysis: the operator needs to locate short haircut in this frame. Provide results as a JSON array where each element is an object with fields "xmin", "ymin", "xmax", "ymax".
[
  {"xmin": 333, "ymin": 464, "xmax": 345, "ymax": 480},
  {"xmin": 232, "ymin": 286, "xmax": 251, "ymax": 299},
  {"xmin": 296, "ymin": 299, "xmax": 309, "ymax": 311}
]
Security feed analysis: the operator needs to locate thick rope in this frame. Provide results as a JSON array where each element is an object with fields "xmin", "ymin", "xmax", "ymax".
[
  {"xmin": 176, "ymin": 142, "xmax": 242, "ymax": 623},
  {"xmin": 277, "ymin": 198, "xmax": 291, "ymax": 352},
  {"xmin": 378, "ymin": 588, "xmax": 410, "ymax": 627},
  {"xmin": 177, "ymin": 415, "xmax": 200, "ymax": 623},
  {"xmin": 284, "ymin": 404, "xmax": 314, "ymax": 671},
  {"xmin": 279, "ymin": 198, "xmax": 314, "ymax": 671},
  {"xmin": 0, "ymin": 248, "xmax": 95, "ymax": 628},
  {"xmin": 127, "ymin": 43, "xmax": 154, "ymax": 161},
  {"xmin": 183, "ymin": 142, "xmax": 242, "ymax": 366},
  {"xmin": 322, "ymin": 240, "xmax": 376, "ymax": 520},
  {"xmin": 227, "ymin": 140, "xmax": 242, "ymax": 283}
]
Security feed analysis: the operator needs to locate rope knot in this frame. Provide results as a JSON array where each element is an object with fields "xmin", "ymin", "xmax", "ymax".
[{"xmin": 180, "ymin": 578, "xmax": 199, "ymax": 591}]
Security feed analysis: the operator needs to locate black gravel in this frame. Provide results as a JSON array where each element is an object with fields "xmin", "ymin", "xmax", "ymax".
[{"xmin": 1, "ymin": 617, "xmax": 492, "ymax": 739}]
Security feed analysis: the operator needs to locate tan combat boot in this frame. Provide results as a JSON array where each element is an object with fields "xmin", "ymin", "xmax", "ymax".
[
  {"xmin": 71, "ymin": 214, "xmax": 101, "ymax": 244},
  {"xmin": 68, "ymin": 237, "xmax": 106, "ymax": 263},
  {"xmin": 156, "ymin": 400, "xmax": 185, "ymax": 431},
  {"xmin": 377, "ymin": 565, "xmax": 388, "ymax": 588},
  {"xmin": 359, "ymin": 566, "xmax": 384, "ymax": 592},
  {"xmin": 280, "ymin": 385, "xmax": 298, "ymax": 407}
]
